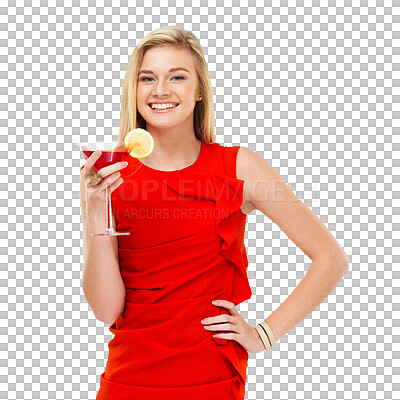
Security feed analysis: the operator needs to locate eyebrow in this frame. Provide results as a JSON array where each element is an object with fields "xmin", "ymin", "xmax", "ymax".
[{"xmin": 138, "ymin": 67, "xmax": 190, "ymax": 75}]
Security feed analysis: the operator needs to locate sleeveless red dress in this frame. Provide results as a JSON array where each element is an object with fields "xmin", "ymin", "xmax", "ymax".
[{"xmin": 95, "ymin": 141, "xmax": 252, "ymax": 400}]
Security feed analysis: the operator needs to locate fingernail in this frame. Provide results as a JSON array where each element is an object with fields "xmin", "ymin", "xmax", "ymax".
[{"xmin": 123, "ymin": 162, "xmax": 128, "ymax": 166}]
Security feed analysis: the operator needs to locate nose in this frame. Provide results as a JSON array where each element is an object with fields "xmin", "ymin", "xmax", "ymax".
[{"xmin": 152, "ymin": 80, "xmax": 172, "ymax": 98}]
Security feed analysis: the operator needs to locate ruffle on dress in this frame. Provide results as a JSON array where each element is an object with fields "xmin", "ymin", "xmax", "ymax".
[
  {"xmin": 211, "ymin": 173, "xmax": 252, "ymax": 303},
  {"xmin": 210, "ymin": 173, "xmax": 252, "ymax": 399}
]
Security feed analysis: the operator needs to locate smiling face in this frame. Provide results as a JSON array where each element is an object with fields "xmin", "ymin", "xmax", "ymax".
[{"xmin": 136, "ymin": 45, "xmax": 201, "ymax": 133}]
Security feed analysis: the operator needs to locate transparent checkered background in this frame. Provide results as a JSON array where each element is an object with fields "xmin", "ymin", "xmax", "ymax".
[{"xmin": 1, "ymin": 1, "xmax": 398, "ymax": 399}]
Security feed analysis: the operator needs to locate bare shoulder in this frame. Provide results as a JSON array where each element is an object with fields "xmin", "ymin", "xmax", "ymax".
[
  {"xmin": 236, "ymin": 145, "xmax": 299, "ymax": 215},
  {"xmin": 236, "ymin": 146, "xmax": 262, "ymax": 215},
  {"xmin": 237, "ymin": 146, "xmax": 261, "ymax": 172}
]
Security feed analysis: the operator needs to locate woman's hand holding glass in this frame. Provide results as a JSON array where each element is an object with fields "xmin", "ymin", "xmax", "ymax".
[
  {"xmin": 80, "ymin": 149, "xmax": 128, "ymax": 221},
  {"xmin": 81, "ymin": 150, "xmax": 128, "ymax": 211}
]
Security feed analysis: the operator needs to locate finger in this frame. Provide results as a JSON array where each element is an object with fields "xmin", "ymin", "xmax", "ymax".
[
  {"xmin": 212, "ymin": 300, "xmax": 235, "ymax": 307},
  {"xmin": 109, "ymin": 177, "xmax": 124, "ymax": 194},
  {"xmin": 97, "ymin": 161, "xmax": 129, "ymax": 178},
  {"xmin": 202, "ymin": 315, "xmax": 233, "ymax": 325},
  {"xmin": 203, "ymin": 322, "xmax": 236, "ymax": 332},
  {"xmin": 211, "ymin": 300, "xmax": 238, "ymax": 315},
  {"xmin": 86, "ymin": 171, "xmax": 121, "ymax": 193},
  {"xmin": 212, "ymin": 332, "xmax": 237, "ymax": 341},
  {"xmin": 83, "ymin": 150, "xmax": 102, "ymax": 174}
]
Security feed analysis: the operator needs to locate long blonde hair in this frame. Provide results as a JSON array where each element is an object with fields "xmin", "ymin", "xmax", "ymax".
[{"xmin": 118, "ymin": 25, "xmax": 215, "ymax": 145}]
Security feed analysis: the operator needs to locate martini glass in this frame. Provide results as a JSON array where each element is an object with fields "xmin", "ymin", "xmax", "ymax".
[{"xmin": 78, "ymin": 142, "xmax": 130, "ymax": 237}]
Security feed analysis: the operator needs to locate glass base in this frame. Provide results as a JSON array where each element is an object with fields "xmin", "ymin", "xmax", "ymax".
[{"xmin": 91, "ymin": 231, "xmax": 130, "ymax": 237}]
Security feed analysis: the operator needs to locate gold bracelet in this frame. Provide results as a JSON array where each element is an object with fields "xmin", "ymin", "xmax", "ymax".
[{"xmin": 255, "ymin": 321, "xmax": 276, "ymax": 351}]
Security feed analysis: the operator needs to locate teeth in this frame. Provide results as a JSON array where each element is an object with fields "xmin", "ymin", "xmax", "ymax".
[{"xmin": 150, "ymin": 103, "xmax": 177, "ymax": 110}]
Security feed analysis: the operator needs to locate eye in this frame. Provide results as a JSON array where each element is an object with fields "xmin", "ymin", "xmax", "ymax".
[{"xmin": 139, "ymin": 76, "xmax": 185, "ymax": 82}]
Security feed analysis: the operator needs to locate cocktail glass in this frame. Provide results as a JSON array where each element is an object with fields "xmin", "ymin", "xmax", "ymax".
[{"xmin": 78, "ymin": 142, "xmax": 130, "ymax": 237}]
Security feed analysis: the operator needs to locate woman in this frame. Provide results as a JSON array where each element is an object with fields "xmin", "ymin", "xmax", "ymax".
[{"xmin": 80, "ymin": 26, "xmax": 349, "ymax": 400}]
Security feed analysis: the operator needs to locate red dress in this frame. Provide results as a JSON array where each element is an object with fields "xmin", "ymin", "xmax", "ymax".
[{"xmin": 96, "ymin": 141, "xmax": 253, "ymax": 400}]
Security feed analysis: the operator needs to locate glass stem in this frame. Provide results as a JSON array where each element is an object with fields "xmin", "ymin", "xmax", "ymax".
[{"xmin": 106, "ymin": 186, "xmax": 114, "ymax": 233}]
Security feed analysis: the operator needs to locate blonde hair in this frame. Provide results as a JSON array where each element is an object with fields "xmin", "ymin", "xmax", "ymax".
[{"xmin": 118, "ymin": 25, "xmax": 215, "ymax": 145}]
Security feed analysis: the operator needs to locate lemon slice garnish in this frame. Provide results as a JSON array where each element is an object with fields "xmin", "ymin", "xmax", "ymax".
[{"xmin": 124, "ymin": 128, "xmax": 155, "ymax": 159}]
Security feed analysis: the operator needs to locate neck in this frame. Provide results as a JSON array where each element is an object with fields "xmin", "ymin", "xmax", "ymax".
[{"xmin": 140, "ymin": 131, "xmax": 202, "ymax": 171}]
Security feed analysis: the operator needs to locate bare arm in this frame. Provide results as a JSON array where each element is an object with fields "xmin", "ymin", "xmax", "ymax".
[
  {"xmin": 80, "ymin": 152, "xmax": 128, "ymax": 324},
  {"xmin": 82, "ymin": 211, "xmax": 126, "ymax": 324}
]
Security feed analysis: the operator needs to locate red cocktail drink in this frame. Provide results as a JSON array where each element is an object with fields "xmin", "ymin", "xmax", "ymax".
[{"xmin": 83, "ymin": 149, "xmax": 128, "ymax": 171}]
